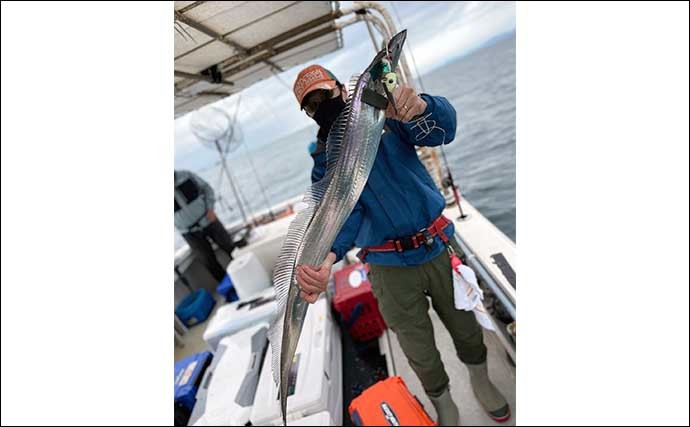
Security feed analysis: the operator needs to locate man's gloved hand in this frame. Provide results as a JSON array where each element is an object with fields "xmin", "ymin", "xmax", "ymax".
[
  {"xmin": 385, "ymin": 85, "xmax": 427, "ymax": 122},
  {"xmin": 296, "ymin": 252, "xmax": 336, "ymax": 303},
  {"xmin": 206, "ymin": 209, "xmax": 217, "ymax": 222}
]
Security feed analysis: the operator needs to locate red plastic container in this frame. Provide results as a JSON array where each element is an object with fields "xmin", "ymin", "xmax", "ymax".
[
  {"xmin": 349, "ymin": 376, "xmax": 437, "ymax": 426},
  {"xmin": 332, "ymin": 263, "xmax": 387, "ymax": 341}
]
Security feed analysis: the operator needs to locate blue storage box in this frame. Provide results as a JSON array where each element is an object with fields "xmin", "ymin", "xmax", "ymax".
[
  {"xmin": 176, "ymin": 289, "xmax": 215, "ymax": 327},
  {"xmin": 216, "ymin": 274, "xmax": 238, "ymax": 302},
  {"xmin": 174, "ymin": 351, "xmax": 213, "ymax": 412}
]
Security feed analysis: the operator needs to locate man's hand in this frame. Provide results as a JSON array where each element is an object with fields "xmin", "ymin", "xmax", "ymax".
[
  {"xmin": 385, "ymin": 85, "xmax": 427, "ymax": 122},
  {"xmin": 206, "ymin": 209, "xmax": 217, "ymax": 222},
  {"xmin": 296, "ymin": 252, "xmax": 336, "ymax": 303}
]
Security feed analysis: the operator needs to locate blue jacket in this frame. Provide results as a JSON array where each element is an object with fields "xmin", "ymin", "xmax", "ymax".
[{"xmin": 311, "ymin": 94, "xmax": 457, "ymax": 266}]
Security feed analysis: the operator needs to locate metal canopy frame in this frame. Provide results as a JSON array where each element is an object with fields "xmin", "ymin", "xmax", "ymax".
[
  {"xmin": 174, "ymin": 9, "xmax": 285, "ymax": 74},
  {"xmin": 174, "ymin": 1, "xmax": 345, "ymax": 116},
  {"xmin": 174, "ymin": 1, "xmax": 417, "ymax": 117}
]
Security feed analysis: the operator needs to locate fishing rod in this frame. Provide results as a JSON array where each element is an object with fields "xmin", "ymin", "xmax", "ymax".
[
  {"xmin": 214, "ymin": 139, "xmax": 249, "ymax": 224},
  {"xmin": 242, "ymin": 137, "xmax": 276, "ymax": 222},
  {"xmin": 439, "ymin": 146, "xmax": 468, "ymax": 220}
]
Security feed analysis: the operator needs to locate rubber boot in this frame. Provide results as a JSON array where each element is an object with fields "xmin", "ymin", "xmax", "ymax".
[
  {"xmin": 427, "ymin": 387, "xmax": 460, "ymax": 426},
  {"xmin": 465, "ymin": 361, "xmax": 511, "ymax": 422}
]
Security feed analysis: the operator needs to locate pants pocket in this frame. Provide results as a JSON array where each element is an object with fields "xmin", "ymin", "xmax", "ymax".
[
  {"xmin": 368, "ymin": 264, "xmax": 427, "ymax": 329},
  {"xmin": 367, "ymin": 267, "xmax": 385, "ymax": 311}
]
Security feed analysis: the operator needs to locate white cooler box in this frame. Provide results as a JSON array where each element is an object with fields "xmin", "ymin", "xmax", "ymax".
[
  {"xmin": 203, "ymin": 287, "xmax": 277, "ymax": 351},
  {"xmin": 236, "ymin": 218, "xmax": 292, "ymax": 277},
  {"xmin": 291, "ymin": 411, "xmax": 336, "ymax": 426},
  {"xmin": 227, "ymin": 252, "xmax": 272, "ymax": 300},
  {"xmin": 190, "ymin": 323, "xmax": 269, "ymax": 426},
  {"xmin": 250, "ymin": 297, "xmax": 342, "ymax": 426}
]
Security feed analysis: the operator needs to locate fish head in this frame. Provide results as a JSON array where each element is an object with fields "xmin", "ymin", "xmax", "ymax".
[
  {"xmin": 360, "ymin": 30, "xmax": 408, "ymax": 112},
  {"xmin": 365, "ymin": 29, "xmax": 407, "ymax": 80},
  {"xmin": 386, "ymin": 29, "xmax": 407, "ymax": 72}
]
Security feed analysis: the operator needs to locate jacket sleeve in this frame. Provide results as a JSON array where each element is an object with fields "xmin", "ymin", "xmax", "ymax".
[
  {"xmin": 191, "ymin": 172, "xmax": 215, "ymax": 209},
  {"xmin": 330, "ymin": 202, "xmax": 364, "ymax": 263},
  {"xmin": 385, "ymin": 94, "xmax": 457, "ymax": 147},
  {"xmin": 310, "ymin": 152, "xmax": 327, "ymax": 184}
]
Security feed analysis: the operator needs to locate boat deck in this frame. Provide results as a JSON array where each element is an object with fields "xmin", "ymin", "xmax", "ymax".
[
  {"xmin": 174, "ymin": 197, "xmax": 516, "ymax": 425},
  {"xmin": 382, "ymin": 309, "xmax": 516, "ymax": 426}
]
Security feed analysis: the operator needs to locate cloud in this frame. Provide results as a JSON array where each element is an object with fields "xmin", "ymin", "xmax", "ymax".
[{"xmin": 388, "ymin": 1, "xmax": 516, "ymax": 75}]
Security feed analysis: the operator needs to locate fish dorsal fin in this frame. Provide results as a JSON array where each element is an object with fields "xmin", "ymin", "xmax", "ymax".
[
  {"xmin": 325, "ymin": 74, "xmax": 359, "ymax": 172},
  {"xmin": 347, "ymin": 73, "xmax": 360, "ymax": 95},
  {"xmin": 268, "ymin": 201, "xmax": 312, "ymax": 385},
  {"xmin": 306, "ymin": 170, "xmax": 333, "ymax": 207},
  {"xmin": 325, "ymin": 108, "xmax": 349, "ymax": 173},
  {"xmin": 267, "ymin": 168, "xmax": 334, "ymax": 385}
]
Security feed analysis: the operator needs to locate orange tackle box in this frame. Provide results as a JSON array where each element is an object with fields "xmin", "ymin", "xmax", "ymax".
[{"xmin": 348, "ymin": 376, "xmax": 436, "ymax": 426}]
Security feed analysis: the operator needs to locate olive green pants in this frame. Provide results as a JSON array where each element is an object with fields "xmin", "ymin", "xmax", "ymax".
[{"xmin": 368, "ymin": 238, "xmax": 487, "ymax": 396}]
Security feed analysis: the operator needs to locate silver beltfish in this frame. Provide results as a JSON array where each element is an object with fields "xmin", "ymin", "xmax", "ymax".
[{"xmin": 268, "ymin": 30, "xmax": 407, "ymax": 426}]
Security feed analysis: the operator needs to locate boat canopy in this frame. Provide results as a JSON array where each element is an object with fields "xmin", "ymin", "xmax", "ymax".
[{"xmin": 175, "ymin": 1, "xmax": 344, "ymax": 116}]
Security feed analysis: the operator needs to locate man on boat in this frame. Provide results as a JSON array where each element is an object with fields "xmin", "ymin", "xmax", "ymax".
[
  {"xmin": 174, "ymin": 170, "xmax": 236, "ymax": 283},
  {"xmin": 293, "ymin": 65, "xmax": 510, "ymax": 425}
]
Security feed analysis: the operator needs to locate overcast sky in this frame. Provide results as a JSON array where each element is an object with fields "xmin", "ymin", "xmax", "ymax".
[{"xmin": 175, "ymin": 1, "xmax": 516, "ymax": 170}]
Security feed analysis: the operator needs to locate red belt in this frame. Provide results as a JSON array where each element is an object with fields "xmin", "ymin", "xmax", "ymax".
[{"xmin": 358, "ymin": 215, "xmax": 451, "ymax": 261}]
